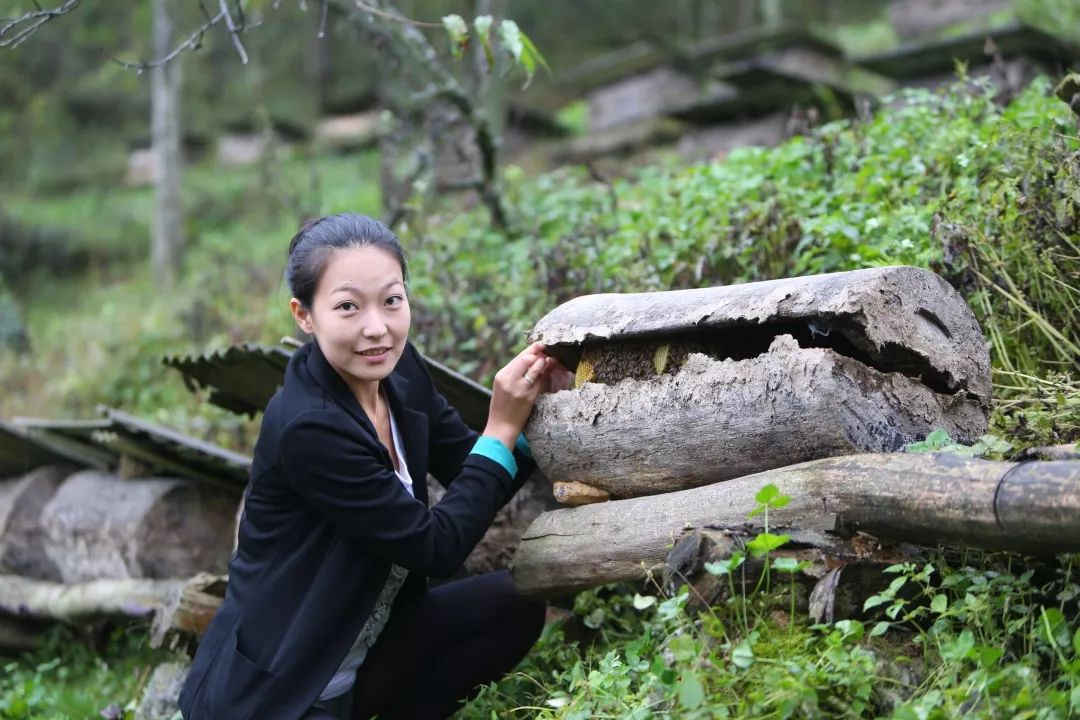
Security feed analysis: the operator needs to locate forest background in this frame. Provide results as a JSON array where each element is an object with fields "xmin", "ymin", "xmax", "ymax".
[{"xmin": 1, "ymin": 0, "xmax": 1079, "ymax": 718}]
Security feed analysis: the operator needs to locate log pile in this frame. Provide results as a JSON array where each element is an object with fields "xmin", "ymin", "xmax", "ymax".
[
  {"xmin": 511, "ymin": 266, "xmax": 1080, "ymax": 596},
  {"xmin": 0, "ymin": 423, "xmax": 241, "ymax": 653}
]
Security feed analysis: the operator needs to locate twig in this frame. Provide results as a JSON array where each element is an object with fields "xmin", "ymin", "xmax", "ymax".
[
  {"xmin": 111, "ymin": 8, "xmax": 263, "ymax": 71},
  {"xmin": 318, "ymin": 0, "xmax": 328, "ymax": 37},
  {"xmin": 218, "ymin": 0, "xmax": 249, "ymax": 64},
  {"xmin": 352, "ymin": 0, "xmax": 440, "ymax": 28},
  {"xmin": 0, "ymin": 0, "xmax": 80, "ymax": 49}
]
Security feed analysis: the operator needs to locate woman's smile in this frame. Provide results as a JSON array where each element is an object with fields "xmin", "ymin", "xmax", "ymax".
[{"xmin": 357, "ymin": 346, "xmax": 392, "ymax": 362}]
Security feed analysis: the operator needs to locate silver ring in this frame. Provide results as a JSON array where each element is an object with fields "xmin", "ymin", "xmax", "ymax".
[{"xmin": 523, "ymin": 372, "xmax": 536, "ymax": 385}]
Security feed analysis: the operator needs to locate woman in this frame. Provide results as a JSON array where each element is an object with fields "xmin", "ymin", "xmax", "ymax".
[{"xmin": 178, "ymin": 213, "xmax": 571, "ymax": 720}]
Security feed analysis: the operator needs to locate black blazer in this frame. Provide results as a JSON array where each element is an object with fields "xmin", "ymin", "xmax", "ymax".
[{"xmin": 178, "ymin": 339, "xmax": 534, "ymax": 720}]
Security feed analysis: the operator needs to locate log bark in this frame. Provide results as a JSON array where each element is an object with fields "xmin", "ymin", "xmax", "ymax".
[
  {"xmin": 527, "ymin": 336, "xmax": 986, "ymax": 499},
  {"xmin": 134, "ymin": 662, "xmax": 189, "ymax": 720},
  {"xmin": 0, "ymin": 574, "xmax": 186, "ymax": 623},
  {"xmin": 0, "ymin": 465, "xmax": 70, "ymax": 580},
  {"xmin": 527, "ymin": 266, "xmax": 991, "ymax": 401},
  {"xmin": 510, "ymin": 452, "xmax": 1080, "ymax": 597},
  {"xmin": 39, "ymin": 471, "xmax": 236, "ymax": 583}
]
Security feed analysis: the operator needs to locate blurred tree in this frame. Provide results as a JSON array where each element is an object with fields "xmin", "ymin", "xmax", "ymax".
[{"xmin": 150, "ymin": 0, "xmax": 183, "ymax": 288}]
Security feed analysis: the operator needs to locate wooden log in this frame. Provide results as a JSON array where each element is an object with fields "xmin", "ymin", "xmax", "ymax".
[
  {"xmin": 510, "ymin": 452, "xmax": 1080, "ymax": 597},
  {"xmin": 528, "ymin": 266, "xmax": 990, "ymax": 400},
  {"xmin": 527, "ymin": 336, "xmax": 987, "ymax": 499},
  {"xmin": 39, "ymin": 471, "xmax": 237, "ymax": 583},
  {"xmin": 0, "ymin": 465, "xmax": 70, "ymax": 580},
  {"xmin": 0, "ymin": 574, "xmax": 186, "ymax": 623},
  {"xmin": 134, "ymin": 661, "xmax": 189, "ymax": 720},
  {"xmin": 524, "ymin": 266, "xmax": 991, "ymax": 500}
]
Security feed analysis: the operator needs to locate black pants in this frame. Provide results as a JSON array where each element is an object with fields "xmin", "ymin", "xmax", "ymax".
[{"xmin": 302, "ymin": 569, "xmax": 546, "ymax": 720}]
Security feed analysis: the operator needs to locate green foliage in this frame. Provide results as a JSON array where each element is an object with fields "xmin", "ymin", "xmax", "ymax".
[
  {"xmin": 459, "ymin": 549, "xmax": 1080, "ymax": 719},
  {"xmin": 440, "ymin": 12, "xmax": 549, "ymax": 86},
  {"xmin": 401, "ymin": 76, "xmax": 1079, "ymax": 446},
  {"xmin": 904, "ymin": 429, "xmax": 1014, "ymax": 458},
  {"xmin": 0, "ymin": 625, "xmax": 184, "ymax": 720}
]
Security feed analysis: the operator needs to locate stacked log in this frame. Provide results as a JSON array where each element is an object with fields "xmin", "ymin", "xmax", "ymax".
[
  {"xmin": 0, "ymin": 465, "xmax": 70, "ymax": 580},
  {"xmin": 39, "ymin": 470, "xmax": 236, "ymax": 583},
  {"xmin": 511, "ymin": 452, "xmax": 1080, "ymax": 597},
  {"xmin": 511, "ymin": 266, "xmax": 1080, "ymax": 597},
  {"xmin": 524, "ymin": 266, "xmax": 992, "ymax": 501}
]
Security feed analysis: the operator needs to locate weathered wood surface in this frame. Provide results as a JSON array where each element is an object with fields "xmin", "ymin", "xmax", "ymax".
[
  {"xmin": 524, "ymin": 266, "xmax": 990, "ymax": 500},
  {"xmin": 0, "ymin": 465, "xmax": 69, "ymax": 580},
  {"xmin": 134, "ymin": 662, "xmax": 189, "ymax": 720},
  {"xmin": 39, "ymin": 471, "xmax": 236, "ymax": 583},
  {"xmin": 0, "ymin": 572, "xmax": 224, "ymax": 652},
  {"xmin": 0, "ymin": 574, "xmax": 186, "ymax": 623},
  {"xmin": 527, "ymin": 266, "xmax": 990, "ymax": 400},
  {"xmin": 527, "ymin": 336, "xmax": 986, "ymax": 499},
  {"xmin": 510, "ymin": 452, "xmax": 1080, "ymax": 597}
]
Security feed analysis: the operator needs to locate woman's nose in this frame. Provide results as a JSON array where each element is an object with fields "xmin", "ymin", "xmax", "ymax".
[{"xmin": 360, "ymin": 309, "xmax": 387, "ymax": 338}]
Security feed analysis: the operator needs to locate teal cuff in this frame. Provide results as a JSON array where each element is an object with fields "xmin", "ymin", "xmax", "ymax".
[
  {"xmin": 516, "ymin": 433, "xmax": 533, "ymax": 459},
  {"xmin": 471, "ymin": 436, "xmax": 518, "ymax": 477}
]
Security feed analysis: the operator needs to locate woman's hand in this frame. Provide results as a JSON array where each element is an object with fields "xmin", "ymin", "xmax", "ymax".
[{"xmin": 483, "ymin": 342, "xmax": 565, "ymax": 450}]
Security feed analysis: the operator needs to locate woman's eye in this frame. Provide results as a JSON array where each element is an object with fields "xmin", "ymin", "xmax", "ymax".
[
  {"xmin": 386, "ymin": 295, "xmax": 405, "ymax": 307},
  {"xmin": 336, "ymin": 301, "xmax": 358, "ymax": 311}
]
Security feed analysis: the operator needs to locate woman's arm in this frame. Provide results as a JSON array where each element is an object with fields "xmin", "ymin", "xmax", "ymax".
[{"xmin": 279, "ymin": 407, "xmax": 522, "ymax": 577}]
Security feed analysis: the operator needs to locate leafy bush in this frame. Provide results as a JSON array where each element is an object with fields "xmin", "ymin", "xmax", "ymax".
[{"xmin": 401, "ymin": 75, "xmax": 1079, "ymax": 444}]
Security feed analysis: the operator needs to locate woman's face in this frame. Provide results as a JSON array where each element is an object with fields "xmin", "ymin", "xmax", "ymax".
[{"xmin": 290, "ymin": 246, "xmax": 411, "ymax": 392}]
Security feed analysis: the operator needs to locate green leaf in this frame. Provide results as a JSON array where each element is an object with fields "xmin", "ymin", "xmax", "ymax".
[
  {"xmin": 770, "ymin": 494, "xmax": 791, "ymax": 509},
  {"xmin": 1073, "ymin": 626, "xmax": 1080, "ymax": 655},
  {"xmin": 583, "ymin": 607, "xmax": 605, "ymax": 629},
  {"xmin": 864, "ymin": 594, "xmax": 887, "ymax": 611},
  {"xmin": 669, "ymin": 634, "xmax": 698, "ymax": 662},
  {"xmin": 678, "ymin": 670, "xmax": 705, "ymax": 709},
  {"xmin": 747, "ymin": 532, "xmax": 790, "ymax": 557},
  {"xmin": 834, "ymin": 619, "xmax": 865, "ymax": 641},
  {"xmin": 755, "ymin": 483, "xmax": 779, "ymax": 504},
  {"xmin": 771, "ymin": 556, "xmax": 805, "ymax": 573},
  {"xmin": 870, "ymin": 621, "xmax": 891, "ymax": 637},
  {"xmin": 972, "ymin": 644, "xmax": 1003, "ymax": 668},
  {"xmin": 441, "ymin": 14, "xmax": 469, "ymax": 59},
  {"xmin": 632, "ymin": 593, "xmax": 656, "ymax": 610},
  {"xmin": 930, "ymin": 594, "xmax": 948, "ymax": 614},
  {"xmin": 731, "ymin": 640, "xmax": 755, "ymax": 669},
  {"xmin": 519, "ymin": 30, "xmax": 550, "ymax": 83}
]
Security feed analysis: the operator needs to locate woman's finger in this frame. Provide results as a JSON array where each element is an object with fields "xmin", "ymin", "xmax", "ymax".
[{"xmin": 522, "ymin": 356, "xmax": 548, "ymax": 391}]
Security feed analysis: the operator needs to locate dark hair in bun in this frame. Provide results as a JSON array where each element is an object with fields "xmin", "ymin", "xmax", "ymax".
[{"xmin": 285, "ymin": 213, "xmax": 408, "ymax": 308}]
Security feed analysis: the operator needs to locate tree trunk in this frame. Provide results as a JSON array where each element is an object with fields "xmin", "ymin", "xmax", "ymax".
[
  {"xmin": 0, "ymin": 465, "xmax": 70, "ymax": 580},
  {"xmin": 39, "ymin": 471, "xmax": 235, "ymax": 583},
  {"xmin": 151, "ymin": 0, "xmax": 184, "ymax": 288},
  {"xmin": 510, "ymin": 452, "xmax": 1080, "ymax": 597}
]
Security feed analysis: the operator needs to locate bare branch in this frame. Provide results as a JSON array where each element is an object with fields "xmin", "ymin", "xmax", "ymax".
[
  {"xmin": 318, "ymin": 0, "xmax": 328, "ymax": 38},
  {"xmin": 351, "ymin": 0, "xmax": 440, "ymax": 29},
  {"xmin": 112, "ymin": 8, "xmax": 228, "ymax": 71},
  {"xmin": 0, "ymin": 0, "xmax": 80, "ymax": 49},
  {"xmin": 218, "ymin": 0, "xmax": 249, "ymax": 64}
]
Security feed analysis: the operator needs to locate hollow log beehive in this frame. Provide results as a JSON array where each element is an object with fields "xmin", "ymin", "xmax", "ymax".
[{"xmin": 523, "ymin": 266, "xmax": 992, "ymax": 501}]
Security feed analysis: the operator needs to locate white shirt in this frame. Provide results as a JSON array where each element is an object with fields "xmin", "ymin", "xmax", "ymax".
[{"xmin": 318, "ymin": 403, "xmax": 415, "ymax": 701}]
